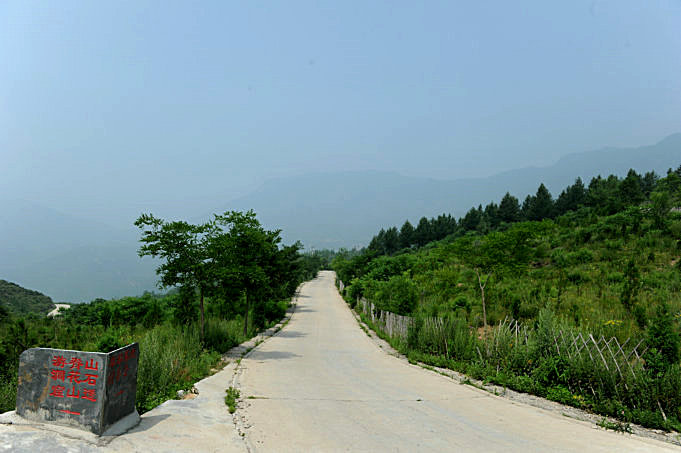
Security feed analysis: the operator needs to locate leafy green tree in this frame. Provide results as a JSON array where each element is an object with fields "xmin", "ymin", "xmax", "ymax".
[
  {"xmin": 211, "ymin": 210, "xmax": 282, "ymax": 334},
  {"xmin": 649, "ymin": 191, "xmax": 671, "ymax": 230},
  {"xmin": 452, "ymin": 223, "xmax": 540, "ymax": 327},
  {"xmin": 647, "ymin": 302, "xmax": 680, "ymax": 368},
  {"xmin": 135, "ymin": 214, "xmax": 214, "ymax": 342}
]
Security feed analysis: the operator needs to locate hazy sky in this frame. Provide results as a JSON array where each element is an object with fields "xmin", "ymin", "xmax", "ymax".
[{"xmin": 1, "ymin": 0, "xmax": 680, "ymax": 226}]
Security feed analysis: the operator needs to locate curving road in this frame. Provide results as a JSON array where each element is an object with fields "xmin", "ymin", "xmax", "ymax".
[{"xmin": 237, "ymin": 271, "xmax": 677, "ymax": 452}]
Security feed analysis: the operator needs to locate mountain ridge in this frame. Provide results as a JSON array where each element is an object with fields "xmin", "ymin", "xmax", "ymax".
[
  {"xmin": 2, "ymin": 133, "xmax": 679, "ymax": 300},
  {"xmin": 222, "ymin": 133, "xmax": 681, "ymax": 249}
]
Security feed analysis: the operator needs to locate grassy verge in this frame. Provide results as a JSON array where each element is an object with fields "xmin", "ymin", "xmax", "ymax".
[{"xmin": 355, "ymin": 306, "xmax": 681, "ymax": 433}]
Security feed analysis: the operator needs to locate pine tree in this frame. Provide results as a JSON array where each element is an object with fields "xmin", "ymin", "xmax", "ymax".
[
  {"xmin": 399, "ymin": 220, "xmax": 415, "ymax": 249},
  {"xmin": 528, "ymin": 183, "xmax": 554, "ymax": 220},
  {"xmin": 383, "ymin": 227, "xmax": 400, "ymax": 255},
  {"xmin": 414, "ymin": 217, "xmax": 431, "ymax": 247},
  {"xmin": 460, "ymin": 206, "xmax": 482, "ymax": 231},
  {"xmin": 619, "ymin": 169, "xmax": 645, "ymax": 205},
  {"xmin": 498, "ymin": 192, "xmax": 520, "ymax": 223}
]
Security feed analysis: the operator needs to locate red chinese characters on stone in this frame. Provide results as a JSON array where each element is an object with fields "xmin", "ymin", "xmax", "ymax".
[
  {"xmin": 67, "ymin": 370, "xmax": 80, "ymax": 384},
  {"xmin": 69, "ymin": 357, "xmax": 84, "ymax": 370},
  {"xmin": 84, "ymin": 358, "xmax": 98, "ymax": 370},
  {"xmin": 109, "ymin": 348, "xmax": 136, "ymax": 367},
  {"xmin": 48, "ymin": 355, "xmax": 100, "ymax": 404},
  {"xmin": 49, "ymin": 385, "xmax": 65, "ymax": 398},
  {"xmin": 108, "ymin": 348, "xmax": 136, "ymax": 386},
  {"xmin": 52, "ymin": 356, "xmax": 66, "ymax": 368},
  {"xmin": 81, "ymin": 374, "xmax": 98, "ymax": 386},
  {"xmin": 66, "ymin": 386, "xmax": 79, "ymax": 398},
  {"xmin": 81, "ymin": 388, "xmax": 96, "ymax": 402}
]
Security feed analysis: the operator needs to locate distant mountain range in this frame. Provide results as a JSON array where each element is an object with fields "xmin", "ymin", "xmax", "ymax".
[
  {"xmin": 224, "ymin": 133, "xmax": 681, "ymax": 249},
  {"xmin": 1, "ymin": 133, "xmax": 679, "ymax": 301}
]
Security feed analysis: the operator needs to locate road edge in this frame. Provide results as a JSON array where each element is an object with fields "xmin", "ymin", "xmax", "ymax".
[{"xmin": 343, "ymin": 292, "xmax": 681, "ymax": 449}]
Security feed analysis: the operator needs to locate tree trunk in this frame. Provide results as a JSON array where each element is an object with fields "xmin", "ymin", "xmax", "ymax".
[
  {"xmin": 199, "ymin": 286, "xmax": 205, "ymax": 344},
  {"xmin": 243, "ymin": 291, "xmax": 249, "ymax": 336},
  {"xmin": 475, "ymin": 269, "xmax": 489, "ymax": 329}
]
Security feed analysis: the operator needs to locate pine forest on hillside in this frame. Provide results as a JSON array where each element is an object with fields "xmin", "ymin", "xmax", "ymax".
[{"xmin": 334, "ymin": 165, "xmax": 681, "ymax": 431}]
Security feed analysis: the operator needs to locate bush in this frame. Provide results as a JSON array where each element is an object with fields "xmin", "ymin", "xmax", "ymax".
[
  {"xmin": 94, "ymin": 332, "xmax": 126, "ymax": 353},
  {"xmin": 135, "ymin": 323, "xmax": 218, "ymax": 413},
  {"xmin": 204, "ymin": 317, "xmax": 247, "ymax": 353},
  {"xmin": 646, "ymin": 302, "xmax": 680, "ymax": 369},
  {"xmin": 0, "ymin": 373, "xmax": 17, "ymax": 413},
  {"xmin": 368, "ymin": 275, "xmax": 418, "ymax": 315}
]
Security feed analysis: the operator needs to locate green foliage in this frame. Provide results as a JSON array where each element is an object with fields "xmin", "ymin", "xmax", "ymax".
[
  {"xmin": 0, "ymin": 280, "xmax": 55, "ymax": 316},
  {"xmin": 225, "ymin": 386, "xmax": 240, "ymax": 414},
  {"xmin": 95, "ymin": 332, "xmax": 125, "ymax": 353},
  {"xmin": 337, "ymin": 162, "xmax": 681, "ymax": 431},
  {"xmin": 0, "ymin": 210, "xmax": 318, "ymax": 415},
  {"xmin": 597, "ymin": 418, "xmax": 633, "ymax": 434},
  {"xmin": 365, "ymin": 274, "xmax": 418, "ymax": 315},
  {"xmin": 620, "ymin": 259, "xmax": 641, "ymax": 311},
  {"xmin": 646, "ymin": 302, "xmax": 680, "ymax": 370},
  {"xmin": 135, "ymin": 323, "xmax": 218, "ymax": 413}
]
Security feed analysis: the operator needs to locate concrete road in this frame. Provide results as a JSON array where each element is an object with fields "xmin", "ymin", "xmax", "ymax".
[{"xmin": 237, "ymin": 271, "xmax": 678, "ymax": 452}]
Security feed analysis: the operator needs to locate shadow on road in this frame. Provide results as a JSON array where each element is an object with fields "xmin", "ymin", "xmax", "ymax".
[
  {"xmin": 249, "ymin": 350, "xmax": 301, "ymax": 361},
  {"xmin": 276, "ymin": 330, "xmax": 307, "ymax": 338},
  {"xmin": 128, "ymin": 414, "xmax": 171, "ymax": 434}
]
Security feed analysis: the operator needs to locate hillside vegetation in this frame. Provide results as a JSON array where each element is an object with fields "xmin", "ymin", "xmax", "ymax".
[
  {"xmin": 334, "ymin": 165, "xmax": 681, "ymax": 431},
  {"xmin": 0, "ymin": 210, "xmax": 323, "ymax": 414},
  {"xmin": 0, "ymin": 280, "xmax": 55, "ymax": 317}
]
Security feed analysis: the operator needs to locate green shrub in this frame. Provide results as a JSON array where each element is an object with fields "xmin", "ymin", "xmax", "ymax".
[
  {"xmin": 135, "ymin": 323, "xmax": 218, "ymax": 413},
  {"xmin": 204, "ymin": 317, "xmax": 247, "ymax": 353},
  {"xmin": 568, "ymin": 249, "xmax": 594, "ymax": 264},
  {"xmin": 646, "ymin": 302, "xmax": 680, "ymax": 370},
  {"xmin": 225, "ymin": 386, "xmax": 240, "ymax": 414},
  {"xmin": 0, "ymin": 373, "xmax": 17, "ymax": 413},
  {"xmin": 94, "ymin": 332, "xmax": 125, "ymax": 353}
]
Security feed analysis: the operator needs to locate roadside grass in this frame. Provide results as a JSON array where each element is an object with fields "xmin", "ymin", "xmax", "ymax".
[
  {"xmin": 225, "ymin": 387, "xmax": 240, "ymax": 414},
  {"xmin": 598, "ymin": 417, "xmax": 633, "ymax": 434},
  {"xmin": 353, "ymin": 303, "xmax": 681, "ymax": 433},
  {"xmin": 0, "ymin": 372, "xmax": 17, "ymax": 413}
]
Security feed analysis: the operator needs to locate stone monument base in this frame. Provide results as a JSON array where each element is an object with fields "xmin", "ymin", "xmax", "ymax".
[{"xmin": 0, "ymin": 408, "xmax": 140, "ymax": 440}]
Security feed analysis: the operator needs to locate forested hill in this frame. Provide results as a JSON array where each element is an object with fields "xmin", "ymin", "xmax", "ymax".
[
  {"xmin": 332, "ymin": 165, "xmax": 681, "ymax": 432},
  {"xmin": 0, "ymin": 280, "xmax": 55, "ymax": 317},
  {"xmin": 223, "ymin": 133, "xmax": 681, "ymax": 249}
]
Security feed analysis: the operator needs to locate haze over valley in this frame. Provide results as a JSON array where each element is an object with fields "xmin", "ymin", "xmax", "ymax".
[{"xmin": 1, "ymin": 134, "xmax": 678, "ymax": 301}]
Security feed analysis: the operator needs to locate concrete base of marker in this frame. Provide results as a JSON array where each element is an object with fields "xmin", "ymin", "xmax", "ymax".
[
  {"xmin": 0, "ymin": 408, "xmax": 140, "ymax": 441},
  {"xmin": 101, "ymin": 409, "xmax": 140, "ymax": 436}
]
